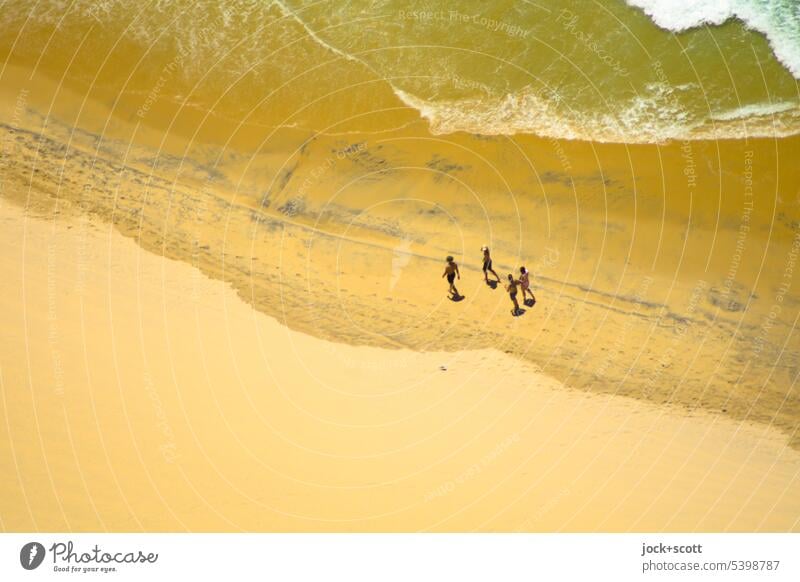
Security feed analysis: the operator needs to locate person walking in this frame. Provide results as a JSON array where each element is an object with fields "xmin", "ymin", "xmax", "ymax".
[
  {"xmin": 519, "ymin": 266, "xmax": 536, "ymax": 304},
  {"xmin": 442, "ymin": 256, "xmax": 461, "ymax": 298},
  {"xmin": 506, "ymin": 273, "xmax": 522, "ymax": 315},
  {"xmin": 481, "ymin": 246, "xmax": 501, "ymax": 284}
]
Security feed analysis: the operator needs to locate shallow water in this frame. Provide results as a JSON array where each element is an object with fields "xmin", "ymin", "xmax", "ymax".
[{"xmin": 1, "ymin": 0, "xmax": 798, "ymax": 142}]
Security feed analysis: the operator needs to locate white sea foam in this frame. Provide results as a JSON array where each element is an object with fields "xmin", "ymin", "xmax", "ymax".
[
  {"xmin": 626, "ymin": 0, "xmax": 800, "ymax": 78},
  {"xmin": 711, "ymin": 101, "xmax": 798, "ymax": 121},
  {"xmin": 394, "ymin": 85, "xmax": 800, "ymax": 143}
]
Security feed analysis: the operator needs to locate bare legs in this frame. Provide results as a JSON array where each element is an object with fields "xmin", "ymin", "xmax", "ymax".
[
  {"xmin": 484, "ymin": 267, "xmax": 501, "ymax": 283},
  {"xmin": 523, "ymin": 287, "xmax": 536, "ymax": 303}
]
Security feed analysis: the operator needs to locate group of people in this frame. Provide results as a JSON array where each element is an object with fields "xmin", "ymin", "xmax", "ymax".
[{"xmin": 442, "ymin": 246, "xmax": 536, "ymax": 316}]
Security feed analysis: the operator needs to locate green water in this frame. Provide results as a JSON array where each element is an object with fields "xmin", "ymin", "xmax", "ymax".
[{"xmin": 1, "ymin": 0, "xmax": 798, "ymax": 141}]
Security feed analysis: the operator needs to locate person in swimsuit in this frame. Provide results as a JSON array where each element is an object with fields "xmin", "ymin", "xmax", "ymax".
[
  {"xmin": 506, "ymin": 273, "xmax": 522, "ymax": 315},
  {"xmin": 442, "ymin": 256, "xmax": 461, "ymax": 298},
  {"xmin": 481, "ymin": 246, "xmax": 501, "ymax": 283},
  {"xmin": 519, "ymin": 266, "xmax": 536, "ymax": 304}
]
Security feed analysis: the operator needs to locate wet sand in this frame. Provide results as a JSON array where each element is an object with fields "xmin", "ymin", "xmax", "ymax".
[
  {"xmin": 1, "ymin": 203, "xmax": 799, "ymax": 532},
  {"xmin": 2, "ymin": 63, "xmax": 799, "ymax": 450}
]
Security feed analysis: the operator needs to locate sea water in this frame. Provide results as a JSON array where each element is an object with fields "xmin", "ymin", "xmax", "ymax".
[{"xmin": 0, "ymin": 0, "xmax": 798, "ymax": 143}]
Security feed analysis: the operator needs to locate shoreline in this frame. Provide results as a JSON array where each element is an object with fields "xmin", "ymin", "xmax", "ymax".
[{"xmin": 1, "ymin": 70, "xmax": 798, "ymax": 447}]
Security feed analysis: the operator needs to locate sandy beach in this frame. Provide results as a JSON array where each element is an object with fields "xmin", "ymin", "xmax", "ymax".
[
  {"xmin": 2, "ymin": 202, "xmax": 798, "ymax": 531},
  {"xmin": 1, "ymin": 1, "xmax": 799, "ymax": 533},
  {"xmin": 2, "ymin": 63, "xmax": 799, "ymax": 446}
]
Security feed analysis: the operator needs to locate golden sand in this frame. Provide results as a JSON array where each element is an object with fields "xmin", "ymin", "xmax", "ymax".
[
  {"xmin": 1, "ymin": 203, "xmax": 798, "ymax": 532},
  {"xmin": 1, "ymin": 42, "xmax": 799, "ymax": 531}
]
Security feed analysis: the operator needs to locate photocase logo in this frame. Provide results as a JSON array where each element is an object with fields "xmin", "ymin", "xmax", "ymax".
[{"xmin": 19, "ymin": 542, "xmax": 46, "ymax": 570}]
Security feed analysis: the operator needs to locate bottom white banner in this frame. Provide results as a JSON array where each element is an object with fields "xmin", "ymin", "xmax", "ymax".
[{"xmin": 1, "ymin": 533, "xmax": 797, "ymax": 581}]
